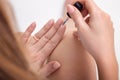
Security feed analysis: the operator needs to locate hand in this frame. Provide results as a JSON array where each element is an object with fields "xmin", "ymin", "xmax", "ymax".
[
  {"xmin": 67, "ymin": 0, "xmax": 115, "ymax": 60},
  {"xmin": 67, "ymin": 0, "xmax": 118, "ymax": 80},
  {"xmin": 20, "ymin": 18, "xmax": 66, "ymax": 79}
]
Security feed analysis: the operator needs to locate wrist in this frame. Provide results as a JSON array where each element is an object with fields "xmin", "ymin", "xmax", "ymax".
[
  {"xmin": 95, "ymin": 52, "xmax": 117, "ymax": 63},
  {"xmin": 94, "ymin": 53, "xmax": 118, "ymax": 80},
  {"xmin": 92, "ymin": 49, "xmax": 116, "ymax": 62}
]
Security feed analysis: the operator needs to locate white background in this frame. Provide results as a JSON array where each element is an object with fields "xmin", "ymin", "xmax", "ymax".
[{"xmin": 10, "ymin": 0, "xmax": 120, "ymax": 78}]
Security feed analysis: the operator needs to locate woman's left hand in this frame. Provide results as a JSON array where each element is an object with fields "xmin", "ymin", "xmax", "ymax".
[{"xmin": 19, "ymin": 19, "xmax": 66, "ymax": 79}]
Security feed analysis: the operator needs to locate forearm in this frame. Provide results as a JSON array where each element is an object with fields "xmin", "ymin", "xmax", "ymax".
[{"xmin": 95, "ymin": 53, "xmax": 118, "ymax": 80}]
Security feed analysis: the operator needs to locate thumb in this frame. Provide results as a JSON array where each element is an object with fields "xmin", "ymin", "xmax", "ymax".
[
  {"xmin": 67, "ymin": 4, "xmax": 90, "ymax": 33},
  {"xmin": 40, "ymin": 61, "xmax": 60, "ymax": 77}
]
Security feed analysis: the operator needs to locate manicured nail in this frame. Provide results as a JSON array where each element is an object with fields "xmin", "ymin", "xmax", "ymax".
[
  {"xmin": 67, "ymin": 4, "xmax": 75, "ymax": 14},
  {"xmin": 49, "ymin": 19, "xmax": 54, "ymax": 25},
  {"xmin": 53, "ymin": 62, "xmax": 61, "ymax": 69},
  {"xmin": 31, "ymin": 22, "xmax": 36, "ymax": 26},
  {"xmin": 58, "ymin": 18, "xmax": 64, "ymax": 24}
]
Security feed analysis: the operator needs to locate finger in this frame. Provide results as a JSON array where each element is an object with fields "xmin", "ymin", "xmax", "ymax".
[
  {"xmin": 35, "ymin": 19, "xmax": 54, "ymax": 39},
  {"xmin": 73, "ymin": 31, "xmax": 79, "ymax": 38},
  {"xmin": 44, "ymin": 25, "xmax": 66, "ymax": 52},
  {"xmin": 73, "ymin": 31, "xmax": 81, "ymax": 40},
  {"xmin": 67, "ymin": 4, "xmax": 90, "ymax": 33},
  {"xmin": 84, "ymin": 0, "xmax": 102, "ymax": 15},
  {"xmin": 38, "ymin": 25, "xmax": 65, "ymax": 65},
  {"xmin": 65, "ymin": 1, "xmax": 88, "ymax": 17},
  {"xmin": 31, "ymin": 19, "xmax": 54, "ymax": 45},
  {"xmin": 22, "ymin": 22, "xmax": 36, "ymax": 43},
  {"xmin": 85, "ymin": 16, "xmax": 90, "ymax": 24},
  {"xmin": 81, "ymin": 7, "xmax": 88, "ymax": 17},
  {"xmin": 34, "ymin": 18, "xmax": 63, "ymax": 51},
  {"xmin": 33, "ymin": 24, "xmax": 65, "ymax": 65},
  {"xmin": 17, "ymin": 32, "xmax": 23, "ymax": 37},
  {"xmin": 40, "ymin": 61, "xmax": 60, "ymax": 77},
  {"xmin": 28, "ymin": 19, "xmax": 54, "ymax": 45}
]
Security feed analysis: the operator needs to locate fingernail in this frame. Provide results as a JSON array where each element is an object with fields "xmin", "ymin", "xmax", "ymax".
[
  {"xmin": 53, "ymin": 62, "xmax": 61, "ymax": 69},
  {"xmin": 31, "ymin": 22, "xmax": 36, "ymax": 26},
  {"xmin": 67, "ymin": 4, "xmax": 75, "ymax": 14},
  {"xmin": 49, "ymin": 19, "xmax": 54, "ymax": 25},
  {"xmin": 58, "ymin": 18, "xmax": 63, "ymax": 24}
]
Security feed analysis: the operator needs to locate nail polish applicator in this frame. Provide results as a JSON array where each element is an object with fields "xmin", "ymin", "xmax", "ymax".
[{"xmin": 63, "ymin": 1, "xmax": 83, "ymax": 25}]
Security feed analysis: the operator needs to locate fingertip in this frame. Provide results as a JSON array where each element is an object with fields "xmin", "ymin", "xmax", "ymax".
[
  {"xmin": 27, "ymin": 22, "xmax": 36, "ymax": 32},
  {"xmin": 59, "ymin": 18, "xmax": 64, "ymax": 23},
  {"xmin": 31, "ymin": 21, "xmax": 36, "ymax": 27},
  {"xmin": 25, "ymin": 22, "xmax": 36, "ymax": 33},
  {"xmin": 60, "ymin": 24, "xmax": 66, "ymax": 30},
  {"xmin": 32, "ymin": 21, "xmax": 36, "ymax": 24},
  {"xmin": 30, "ymin": 22, "xmax": 36, "ymax": 31},
  {"xmin": 42, "ymin": 61, "xmax": 61, "ymax": 77},
  {"xmin": 67, "ymin": 4, "xmax": 84, "ymax": 21},
  {"xmin": 67, "ymin": 4, "xmax": 75, "ymax": 14},
  {"xmin": 48, "ymin": 19, "xmax": 54, "ymax": 26},
  {"xmin": 56, "ymin": 18, "xmax": 64, "ymax": 25},
  {"xmin": 53, "ymin": 61, "xmax": 61, "ymax": 69}
]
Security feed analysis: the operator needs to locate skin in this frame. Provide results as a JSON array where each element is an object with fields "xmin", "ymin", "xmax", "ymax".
[
  {"xmin": 21, "ymin": 0, "xmax": 118, "ymax": 80},
  {"xmin": 48, "ymin": 24, "xmax": 97, "ymax": 80},
  {"xmin": 48, "ymin": 0, "xmax": 97, "ymax": 80},
  {"xmin": 67, "ymin": 0, "xmax": 118, "ymax": 80},
  {"xmin": 20, "ymin": 18, "xmax": 66, "ymax": 80}
]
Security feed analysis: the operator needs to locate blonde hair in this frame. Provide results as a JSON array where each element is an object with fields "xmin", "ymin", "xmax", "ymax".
[{"xmin": 0, "ymin": 0, "xmax": 36, "ymax": 79}]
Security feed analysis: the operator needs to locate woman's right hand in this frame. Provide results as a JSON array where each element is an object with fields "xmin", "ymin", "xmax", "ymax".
[
  {"xmin": 67, "ymin": 0, "xmax": 115, "ymax": 60},
  {"xmin": 67, "ymin": 0, "xmax": 118, "ymax": 80}
]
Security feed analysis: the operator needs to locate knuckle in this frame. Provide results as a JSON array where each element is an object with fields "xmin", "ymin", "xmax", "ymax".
[
  {"xmin": 22, "ymin": 34, "xmax": 28, "ymax": 40},
  {"xmin": 96, "ymin": 11, "xmax": 111, "ymax": 20},
  {"xmin": 27, "ymin": 26, "xmax": 33, "ymax": 33},
  {"xmin": 56, "ymin": 31, "xmax": 62, "ymax": 38},
  {"xmin": 95, "ymin": 10, "xmax": 105, "ymax": 17},
  {"xmin": 96, "ymin": 11, "xmax": 103, "ymax": 18},
  {"xmin": 104, "ymin": 13, "xmax": 111, "ymax": 19},
  {"xmin": 53, "ymin": 26, "xmax": 58, "ymax": 31},
  {"xmin": 43, "ymin": 35, "xmax": 50, "ymax": 43},
  {"xmin": 40, "ymin": 50, "xmax": 49, "ymax": 60},
  {"xmin": 94, "ymin": 8, "xmax": 102, "ymax": 14},
  {"xmin": 49, "ymin": 40, "xmax": 57, "ymax": 48},
  {"xmin": 43, "ymin": 25, "xmax": 51, "ymax": 32},
  {"xmin": 41, "ymin": 48, "xmax": 48, "ymax": 54},
  {"xmin": 75, "ymin": 23, "xmax": 87, "ymax": 33},
  {"xmin": 74, "ymin": 8, "xmax": 80, "ymax": 17}
]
